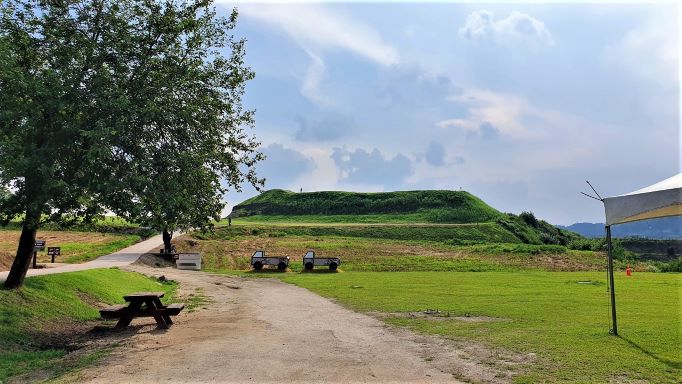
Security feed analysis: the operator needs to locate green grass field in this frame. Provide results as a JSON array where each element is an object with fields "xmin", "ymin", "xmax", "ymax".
[
  {"xmin": 0, "ymin": 269, "xmax": 176, "ymax": 381},
  {"xmin": 282, "ymin": 271, "xmax": 681, "ymax": 383}
]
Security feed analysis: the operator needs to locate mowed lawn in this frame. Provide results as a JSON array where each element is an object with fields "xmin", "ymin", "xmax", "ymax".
[
  {"xmin": 282, "ymin": 271, "xmax": 681, "ymax": 383},
  {"xmin": 0, "ymin": 230, "xmax": 140, "ymax": 269}
]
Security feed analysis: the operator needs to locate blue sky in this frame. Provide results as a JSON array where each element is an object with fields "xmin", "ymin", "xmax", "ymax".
[{"xmin": 217, "ymin": 1, "xmax": 679, "ymax": 225}]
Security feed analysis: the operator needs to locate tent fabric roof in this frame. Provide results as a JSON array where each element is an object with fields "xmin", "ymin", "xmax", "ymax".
[{"xmin": 603, "ymin": 173, "xmax": 682, "ymax": 226}]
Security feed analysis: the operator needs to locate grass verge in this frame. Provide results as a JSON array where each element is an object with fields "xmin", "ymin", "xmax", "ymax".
[{"xmin": 0, "ymin": 268, "xmax": 176, "ymax": 381}]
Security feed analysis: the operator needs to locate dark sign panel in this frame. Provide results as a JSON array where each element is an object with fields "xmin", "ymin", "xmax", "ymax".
[
  {"xmin": 47, "ymin": 247, "xmax": 60, "ymax": 256},
  {"xmin": 34, "ymin": 240, "xmax": 46, "ymax": 251}
]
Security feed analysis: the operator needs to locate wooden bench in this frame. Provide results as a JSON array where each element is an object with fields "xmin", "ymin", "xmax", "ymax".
[
  {"xmin": 99, "ymin": 304, "xmax": 128, "ymax": 318},
  {"xmin": 165, "ymin": 303, "xmax": 185, "ymax": 316},
  {"xmin": 99, "ymin": 292, "xmax": 185, "ymax": 329}
]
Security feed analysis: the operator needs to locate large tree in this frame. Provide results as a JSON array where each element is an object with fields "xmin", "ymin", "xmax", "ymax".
[{"xmin": 0, "ymin": 0, "xmax": 262, "ymax": 289}]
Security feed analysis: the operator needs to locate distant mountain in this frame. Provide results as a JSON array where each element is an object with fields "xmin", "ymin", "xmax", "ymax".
[{"xmin": 558, "ymin": 217, "xmax": 682, "ymax": 239}]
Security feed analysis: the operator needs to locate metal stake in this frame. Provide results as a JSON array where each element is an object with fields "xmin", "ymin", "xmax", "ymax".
[{"xmin": 606, "ymin": 225, "xmax": 618, "ymax": 335}]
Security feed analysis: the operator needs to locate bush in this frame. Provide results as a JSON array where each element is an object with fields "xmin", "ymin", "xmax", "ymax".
[
  {"xmin": 520, "ymin": 211, "xmax": 539, "ymax": 228},
  {"xmin": 568, "ymin": 238, "xmax": 595, "ymax": 251},
  {"xmin": 660, "ymin": 258, "xmax": 682, "ymax": 272},
  {"xmin": 539, "ymin": 232, "xmax": 559, "ymax": 245},
  {"xmin": 497, "ymin": 216, "xmax": 538, "ymax": 244}
]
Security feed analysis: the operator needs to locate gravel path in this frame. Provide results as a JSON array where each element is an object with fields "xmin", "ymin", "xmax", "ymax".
[
  {"xmin": 73, "ymin": 266, "xmax": 473, "ymax": 384},
  {"xmin": 0, "ymin": 234, "xmax": 168, "ymax": 283}
]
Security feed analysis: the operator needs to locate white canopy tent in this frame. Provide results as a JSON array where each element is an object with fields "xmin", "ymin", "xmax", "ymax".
[
  {"xmin": 603, "ymin": 173, "xmax": 682, "ymax": 226},
  {"xmin": 600, "ymin": 173, "xmax": 681, "ymax": 335}
]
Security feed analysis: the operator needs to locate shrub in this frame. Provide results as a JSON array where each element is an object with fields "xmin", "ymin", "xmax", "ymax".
[
  {"xmin": 539, "ymin": 232, "xmax": 559, "ymax": 245},
  {"xmin": 568, "ymin": 238, "xmax": 595, "ymax": 251},
  {"xmin": 520, "ymin": 211, "xmax": 539, "ymax": 228},
  {"xmin": 660, "ymin": 258, "xmax": 682, "ymax": 272}
]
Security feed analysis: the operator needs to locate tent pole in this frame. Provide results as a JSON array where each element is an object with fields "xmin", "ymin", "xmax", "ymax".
[{"xmin": 606, "ymin": 225, "xmax": 618, "ymax": 336}]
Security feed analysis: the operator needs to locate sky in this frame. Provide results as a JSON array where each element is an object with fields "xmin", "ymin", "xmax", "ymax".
[{"xmin": 216, "ymin": 1, "xmax": 680, "ymax": 225}]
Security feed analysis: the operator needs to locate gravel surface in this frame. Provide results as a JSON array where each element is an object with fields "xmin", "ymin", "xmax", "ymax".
[
  {"xmin": 69, "ymin": 266, "xmax": 525, "ymax": 384},
  {"xmin": 70, "ymin": 266, "xmax": 469, "ymax": 383}
]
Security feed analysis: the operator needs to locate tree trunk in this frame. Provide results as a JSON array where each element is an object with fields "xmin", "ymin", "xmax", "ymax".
[
  {"xmin": 3, "ymin": 211, "xmax": 40, "ymax": 289},
  {"xmin": 162, "ymin": 229, "xmax": 173, "ymax": 253}
]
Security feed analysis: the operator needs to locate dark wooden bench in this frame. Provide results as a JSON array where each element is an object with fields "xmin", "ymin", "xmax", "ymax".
[
  {"xmin": 100, "ymin": 304, "xmax": 128, "ymax": 318},
  {"xmin": 165, "ymin": 303, "xmax": 185, "ymax": 316},
  {"xmin": 99, "ymin": 292, "xmax": 185, "ymax": 329}
]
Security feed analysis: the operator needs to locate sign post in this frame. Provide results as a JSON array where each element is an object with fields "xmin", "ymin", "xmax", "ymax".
[
  {"xmin": 47, "ymin": 247, "xmax": 60, "ymax": 263},
  {"xmin": 33, "ymin": 240, "xmax": 46, "ymax": 269}
]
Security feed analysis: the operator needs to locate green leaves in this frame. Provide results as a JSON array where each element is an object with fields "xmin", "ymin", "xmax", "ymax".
[{"xmin": 0, "ymin": 0, "xmax": 262, "ymax": 230}]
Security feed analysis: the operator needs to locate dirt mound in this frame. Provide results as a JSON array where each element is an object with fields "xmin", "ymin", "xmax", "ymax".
[{"xmin": 134, "ymin": 253, "xmax": 175, "ymax": 268}]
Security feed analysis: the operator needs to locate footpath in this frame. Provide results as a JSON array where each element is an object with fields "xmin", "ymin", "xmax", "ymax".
[{"xmin": 0, "ymin": 234, "xmax": 165, "ymax": 283}]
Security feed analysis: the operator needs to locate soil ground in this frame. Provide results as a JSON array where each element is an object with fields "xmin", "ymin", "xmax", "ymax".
[{"xmin": 62, "ymin": 265, "xmax": 520, "ymax": 384}]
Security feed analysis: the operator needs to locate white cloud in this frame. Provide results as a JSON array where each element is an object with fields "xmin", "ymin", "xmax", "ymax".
[
  {"xmin": 436, "ymin": 88, "xmax": 605, "ymax": 171},
  {"xmin": 438, "ymin": 88, "xmax": 577, "ymax": 140},
  {"xmin": 300, "ymin": 51, "xmax": 333, "ymax": 106},
  {"xmin": 602, "ymin": 14, "xmax": 678, "ymax": 90},
  {"xmin": 239, "ymin": 4, "xmax": 399, "ymax": 66},
  {"xmin": 459, "ymin": 10, "xmax": 554, "ymax": 47}
]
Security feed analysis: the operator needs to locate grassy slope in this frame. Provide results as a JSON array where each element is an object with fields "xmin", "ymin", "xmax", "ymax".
[
  {"xmin": 282, "ymin": 271, "xmax": 681, "ymax": 383},
  {"xmin": 185, "ymin": 225, "xmax": 610, "ymax": 273},
  {"xmin": 232, "ymin": 189, "xmax": 503, "ymax": 223},
  {"xmin": 60, "ymin": 236, "xmax": 140, "ymax": 263},
  {"xmin": 229, "ymin": 190, "xmax": 580, "ymax": 246},
  {"xmin": 0, "ymin": 269, "xmax": 176, "ymax": 381},
  {"xmin": 212, "ymin": 223, "xmax": 521, "ymax": 243}
]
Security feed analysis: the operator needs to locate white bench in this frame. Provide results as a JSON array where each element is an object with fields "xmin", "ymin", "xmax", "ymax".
[{"xmin": 176, "ymin": 253, "xmax": 201, "ymax": 270}]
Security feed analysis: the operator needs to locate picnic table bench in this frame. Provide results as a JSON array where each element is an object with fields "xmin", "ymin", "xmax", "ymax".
[{"xmin": 100, "ymin": 291, "xmax": 185, "ymax": 329}]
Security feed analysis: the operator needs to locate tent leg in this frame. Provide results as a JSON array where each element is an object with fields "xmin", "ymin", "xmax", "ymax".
[{"xmin": 606, "ymin": 225, "xmax": 618, "ymax": 336}]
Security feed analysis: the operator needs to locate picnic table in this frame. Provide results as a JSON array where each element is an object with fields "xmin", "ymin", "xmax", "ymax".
[{"xmin": 99, "ymin": 291, "xmax": 184, "ymax": 329}]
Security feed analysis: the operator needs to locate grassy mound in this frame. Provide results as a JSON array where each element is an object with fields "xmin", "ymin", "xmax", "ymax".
[
  {"xmin": 231, "ymin": 189, "xmax": 503, "ymax": 223},
  {"xmin": 0, "ymin": 269, "xmax": 176, "ymax": 381},
  {"xmin": 230, "ymin": 190, "xmax": 580, "ymax": 246}
]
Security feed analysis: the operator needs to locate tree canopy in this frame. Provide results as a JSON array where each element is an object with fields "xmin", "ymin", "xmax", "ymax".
[{"xmin": 0, "ymin": 0, "xmax": 262, "ymax": 288}]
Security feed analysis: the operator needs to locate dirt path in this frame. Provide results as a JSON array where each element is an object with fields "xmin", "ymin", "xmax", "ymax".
[{"xmin": 69, "ymin": 266, "xmax": 520, "ymax": 383}]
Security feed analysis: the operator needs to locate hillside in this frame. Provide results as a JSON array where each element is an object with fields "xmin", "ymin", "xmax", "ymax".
[
  {"xmin": 231, "ymin": 189, "xmax": 503, "ymax": 223},
  {"xmin": 229, "ymin": 189, "xmax": 579, "ymax": 246}
]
